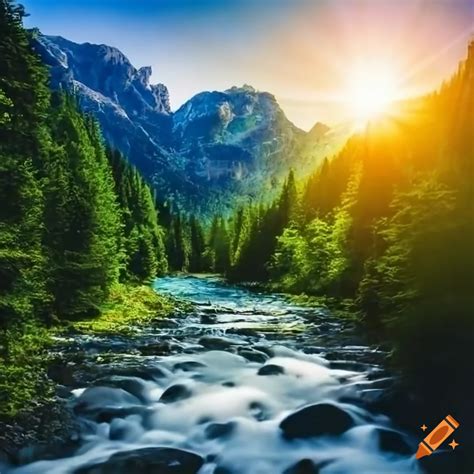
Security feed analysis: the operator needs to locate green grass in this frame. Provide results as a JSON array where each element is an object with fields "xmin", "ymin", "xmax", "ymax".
[{"xmin": 70, "ymin": 284, "xmax": 186, "ymax": 335}]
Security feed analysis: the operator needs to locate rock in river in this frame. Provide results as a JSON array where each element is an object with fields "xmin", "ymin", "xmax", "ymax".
[
  {"xmin": 283, "ymin": 458, "xmax": 320, "ymax": 474},
  {"xmin": 257, "ymin": 364, "xmax": 285, "ymax": 376},
  {"xmin": 376, "ymin": 428, "xmax": 412, "ymax": 455},
  {"xmin": 205, "ymin": 421, "xmax": 236, "ymax": 439},
  {"xmin": 199, "ymin": 336, "xmax": 241, "ymax": 350},
  {"xmin": 75, "ymin": 447, "xmax": 204, "ymax": 474},
  {"xmin": 159, "ymin": 384, "xmax": 193, "ymax": 403},
  {"xmin": 280, "ymin": 403, "xmax": 354, "ymax": 439}
]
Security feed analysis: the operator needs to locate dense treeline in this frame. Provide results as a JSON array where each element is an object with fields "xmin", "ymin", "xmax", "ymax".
[
  {"xmin": 0, "ymin": 0, "xmax": 167, "ymax": 413},
  {"xmin": 167, "ymin": 43, "xmax": 474, "ymax": 415},
  {"xmin": 165, "ymin": 170, "xmax": 297, "ymax": 280}
]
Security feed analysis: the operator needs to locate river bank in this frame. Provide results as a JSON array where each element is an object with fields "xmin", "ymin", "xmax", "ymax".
[
  {"xmin": 0, "ymin": 276, "xmax": 466, "ymax": 473},
  {"xmin": 0, "ymin": 284, "xmax": 185, "ymax": 464}
]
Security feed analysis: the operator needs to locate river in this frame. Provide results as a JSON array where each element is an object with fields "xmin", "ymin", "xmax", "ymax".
[{"xmin": 9, "ymin": 276, "xmax": 422, "ymax": 473}]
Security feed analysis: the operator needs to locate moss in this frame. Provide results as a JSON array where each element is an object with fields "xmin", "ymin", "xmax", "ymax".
[
  {"xmin": 68, "ymin": 284, "xmax": 190, "ymax": 335},
  {"xmin": 0, "ymin": 320, "xmax": 54, "ymax": 419}
]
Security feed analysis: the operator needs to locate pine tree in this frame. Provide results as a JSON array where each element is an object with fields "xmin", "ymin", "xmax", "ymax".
[
  {"xmin": 166, "ymin": 213, "xmax": 188, "ymax": 271},
  {"xmin": 189, "ymin": 215, "xmax": 206, "ymax": 272},
  {"xmin": 106, "ymin": 149, "xmax": 168, "ymax": 281},
  {"xmin": 43, "ymin": 96, "xmax": 123, "ymax": 317},
  {"xmin": 0, "ymin": 0, "xmax": 49, "ymax": 331}
]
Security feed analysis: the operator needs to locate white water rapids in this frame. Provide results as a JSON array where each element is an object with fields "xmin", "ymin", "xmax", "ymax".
[{"xmin": 8, "ymin": 276, "xmax": 423, "ymax": 474}]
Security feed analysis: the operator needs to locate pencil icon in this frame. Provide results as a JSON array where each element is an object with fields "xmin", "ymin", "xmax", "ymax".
[{"xmin": 415, "ymin": 414, "xmax": 460, "ymax": 459}]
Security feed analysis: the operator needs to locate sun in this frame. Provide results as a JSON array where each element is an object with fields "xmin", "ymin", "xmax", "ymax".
[{"xmin": 346, "ymin": 61, "xmax": 399, "ymax": 124}]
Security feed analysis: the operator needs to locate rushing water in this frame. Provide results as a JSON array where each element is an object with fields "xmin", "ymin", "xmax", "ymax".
[{"xmin": 9, "ymin": 276, "xmax": 422, "ymax": 473}]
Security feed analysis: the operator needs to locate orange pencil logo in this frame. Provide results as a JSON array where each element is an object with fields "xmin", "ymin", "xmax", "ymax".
[{"xmin": 415, "ymin": 414, "xmax": 460, "ymax": 459}]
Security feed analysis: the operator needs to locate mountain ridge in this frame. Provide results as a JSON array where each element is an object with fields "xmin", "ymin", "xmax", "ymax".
[{"xmin": 32, "ymin": 31, "xmax": 344, "ymax": 214}]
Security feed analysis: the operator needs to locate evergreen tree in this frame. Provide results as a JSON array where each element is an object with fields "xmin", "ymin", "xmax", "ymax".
[
  {"xmin": 189, "ymin": 215, "xmax": 206, "ymax": 272},
  {"xmin": 107, "ymin": 149, "xmax": 168, "ymax": 281},
  {"xmin": 166, "ymin": 213, "xmax": 188, "ymax": 271},
  {"xmin": 0, "ymin": 0, "xmax": 49, "ymax": 331},
  {"xmin": 43, "ymin": 96, "xmax": 123, "ymax": 317}
]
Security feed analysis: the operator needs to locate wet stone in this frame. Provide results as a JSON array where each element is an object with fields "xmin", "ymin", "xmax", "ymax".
[
  {"xmin": 280, "ymin": 403, "xmax": 354, "ymax": 439},
  {"xmin": 200, "ymin": 314, "xmax": 217, "ymax": 324},
  {"xmin": 225, "ymin": 328, "xmax": 259, "ymax": 337},
  {"xmin": 109, "ymin": 418, "xmax": 141, "ymax": 441},
  {"xmin": 138, "ymin": 341, "xmax": 173, "ymax": 356},
  {"xmin": 173, "ymin": 360, "xmax": 207, "ymax": 371},
  {"xmin": 376, "ymin": 428, "xmax": 412, "ymax": 455},
  {"xmin": 205, "ymin": 421, "xmax": 236, "ymax": 439},
  {"xmin": 237, "ymin": 348, "xmax": 269, "ymax": 363},
  {"xmin": 90, "ymin": 406, "xmax": 147, "ymax": 424},
  {"xmin": 212, "ymin": 466, "xmax": 234, "ymax": 474},
  {"xmin": 257, "ymin": 364, "xmax": 285, "ymax": 376},
  {"xmin": 74, "ymin": 447, "xmax": 204, "ymax": 474},
  {"xmin": 283, "ymin": 459, "xmax": 320, "ymax": 474},
  {"xmin": 74, "ymin": 387, "xmax": 141, "ymax": 414},
  {"xmin": 214, "ymin": 467, "xmax": 233, "ymax": 474},
  {"xmin": 199, "ymin": 336, "xmax": 241, "ymax": 350},
  {"xmin": 93, "ymin": 376, "xmax": 147, "ymax": 402},
  {"xmin": 159, "ymin": 384, "xmax": 193, "ymax": 404}
]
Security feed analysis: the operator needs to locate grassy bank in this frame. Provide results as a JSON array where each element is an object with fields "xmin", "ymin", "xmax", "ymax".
[
  {"xmin": 0, "ymin": 284, "xmax": 183, "ymax": 419},
  {"xmin": 70, "ymin": 284, "xmax": 188, "ymax": 335}
]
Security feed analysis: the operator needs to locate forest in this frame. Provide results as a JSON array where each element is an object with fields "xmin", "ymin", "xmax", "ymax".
[
  {"xmin": 166, "ymin": 45, "xmax": 474, "ymax": 414},
  {"xmin": 0, "ymin": 0, "xmax": 169, "ymax": 415}
]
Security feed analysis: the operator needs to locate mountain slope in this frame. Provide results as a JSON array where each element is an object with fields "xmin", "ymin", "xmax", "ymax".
[{"xmin": 33, "ymin": 32, "xmax": 347, "ymax": 213}]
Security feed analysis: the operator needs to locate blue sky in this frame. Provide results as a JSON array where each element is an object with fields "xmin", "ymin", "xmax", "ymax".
[{"xmin": 23, "ymin": 0, "xmax": 474, "ymax": 129}]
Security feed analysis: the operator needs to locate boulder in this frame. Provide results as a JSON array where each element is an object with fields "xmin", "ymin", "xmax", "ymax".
[
  {"xmin": 159, "ymin": 384, "xmax": 193, "ymax": 404},
  {"xmin": 205, "ymin": 421, "xmax": 236, "ymax": 439},
  {"xmin": 238, "ymin": 349, "xmax": 268, "ymax": 363},
  {"xmin": 213, "ymin": 467, "xmax": 233, "ymax": 474},
  {"xmin": 376, "ymin": 428, "xmax": 412, "ymax": 455},
  {"xmin": 280, "ymin": 403, "xmax": 354, "ymax": 439},
  {"xmin": 93, "ymin": 377, "xmax": 147, "ymax": 402},
  {"xmin": 199, "ymin": 336, "xmax": 237, "ymax": 350},
  {"xmin": 257, "ymin": 364, "xmax": 285, "ymax": 376},
  {"xmin": 173, "ymin": 361, "xmax": 206, "ymax": 372},
  {"xmin": 75, "ymin": 447, "xmax": 204, "ymax": 474},
  {"xmin": 200, "ymin": 314, "xmax": 217, "ymax": 324},
  {"xmin": 283, "ymin": 459, "xmax": 320, "ymax": 474},
  {"xmin": 74, "ymin": 387, "xmax": 143, "ymax": 420}
]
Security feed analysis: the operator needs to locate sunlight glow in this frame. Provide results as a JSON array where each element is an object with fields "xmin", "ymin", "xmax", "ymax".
[{"xmin": 346, "ymin": 62, "xmax": 400, "ymax": 124}]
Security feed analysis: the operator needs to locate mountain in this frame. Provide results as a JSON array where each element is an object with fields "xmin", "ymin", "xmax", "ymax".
[{"xmin": 33, "ymin": 32, "xmax": 347, "ymax": 214}]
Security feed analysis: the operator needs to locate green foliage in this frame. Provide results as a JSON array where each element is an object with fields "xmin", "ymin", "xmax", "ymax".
[
  {"xmin": 166, "ymin": 213, "xmax": 189, "ymax": 271},
  {"xmin": 107, "ymin": 149, "xmax": 168, "ymax": 281},
  {"xmin": 41, "ymin": 97, "xmax": 124, "ymax": 318},
  {"xmin": 357, "ymin": 177, "xmax": 474, "ymax": 404},
  {"xmin": 0, "ymin": 319, "xmax": 52, "ymax": 418},
  {"xmin": 70, "ymin": 284, "xmax": 180, "ymax": 335},
  {"xmin": 0, "ymin": 0, "xmax": 49, "ymax": 329},
  {"xmin": 219, "ymin": 42, "xmax": 474, "ymax": 410},
  {"xmin": 189, "ymin": 216, "xmax": 206, "ymax": 272},
  {"xmin": 0, "ymin": 0, "xmax": 172, "ymax": 419}
]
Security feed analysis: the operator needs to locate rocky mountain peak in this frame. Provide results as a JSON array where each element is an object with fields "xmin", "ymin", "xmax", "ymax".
[
  {"xmin": 136, "ymin": 66, "xmax": 152, "ymax": 86},
  {"xmin": 33, "ymin": 33, "xmax": 171, "ymax": 116},
  {"xmin": 32, "ymin": 33, "xmax": 339, "ymax": 213}
]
